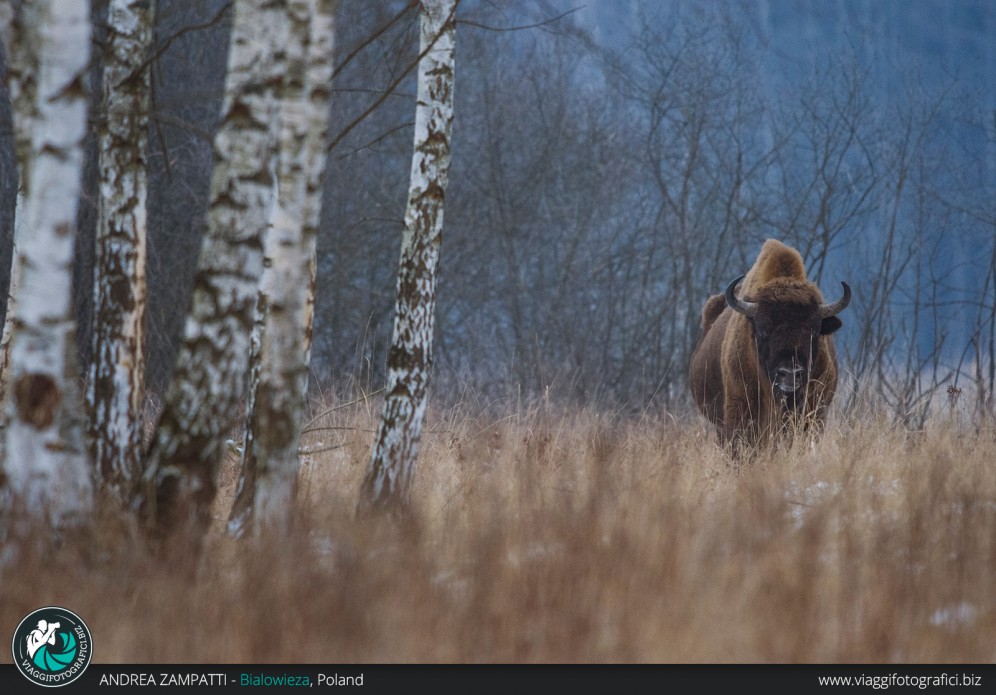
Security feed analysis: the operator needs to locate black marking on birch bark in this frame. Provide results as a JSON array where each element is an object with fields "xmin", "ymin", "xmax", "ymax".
[
  {"xmin": 226, "ymin": 99, "xmax": 255, "ymax": 126},
  {"xmin": 105, "ymin": 270, "xmax": 138, "ymax": 312},
  {"xmin": 52, "ymin": 72, "xmax": 88, "ymax": 100},
  {"xmin": 13, "ymin": 374, "xmax": 61, "ymax": 429},
  {"xmin": 388, "ymin": 344, "xmax": 429, "ymax": 373}
]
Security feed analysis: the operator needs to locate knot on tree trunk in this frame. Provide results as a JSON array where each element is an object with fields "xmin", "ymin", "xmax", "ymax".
[{"xmin": 13, "ymin": 373, "xmax": 61, "ymax": 429}]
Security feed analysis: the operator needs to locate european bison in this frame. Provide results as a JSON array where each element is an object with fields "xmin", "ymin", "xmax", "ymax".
[{"xmin": 689, "ymin": 239, "xmax": 850, "ymax": 450}]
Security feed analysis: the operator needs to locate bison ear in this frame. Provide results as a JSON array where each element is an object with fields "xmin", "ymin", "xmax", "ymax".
[{"xmin": 820, "ymin": 317, "xmax": 843, "ymax": 335}]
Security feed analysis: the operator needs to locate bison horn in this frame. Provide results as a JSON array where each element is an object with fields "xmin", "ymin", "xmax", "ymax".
[
  {"xmin": 818, "ymin": 282, "xmax": 851, "ymax": 318},
  {"xmin": 725, "ymin": 275, "xmax": 758, "ymax": 318}
]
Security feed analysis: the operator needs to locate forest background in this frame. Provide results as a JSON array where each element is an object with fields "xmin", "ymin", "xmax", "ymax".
[{"xmin": 0, "ymin": 0, "xmax": 993, "ymax": 665}]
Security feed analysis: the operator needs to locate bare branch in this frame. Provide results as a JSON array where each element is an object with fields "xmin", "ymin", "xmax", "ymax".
[
  {"xmin": 328, "ymin": 0, "xmax": 460, "ymax": 153},
  {"xmin": 457, "ymin": 6, "xmax": 583, "ymax": 33}
]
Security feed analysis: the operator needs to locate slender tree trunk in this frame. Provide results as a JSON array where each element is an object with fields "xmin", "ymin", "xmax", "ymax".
[
  {"xmin": 86, "ymin": 0, "xmax": 152, "ymax": 498},
  {"xmin": 228, "ymin": 0, "xmax": 336, "ymax": 536},
  {"xmin": 0, "ymin": 0, "xmax": 93, "ymax": 525},
  {"xmin": 0, "ymin": 3, "xmax": 39, "ymax": 408},
  {"xmin": 360, "ymin": 0, "xmax": 456, "ymax": 513},
  {"xmin": 301, "ymin": 0, "xmax": 336, "ymax": 368},
  {"xmin": 138, "ymin": 0, "xmax": 288, "ymax": 537}
]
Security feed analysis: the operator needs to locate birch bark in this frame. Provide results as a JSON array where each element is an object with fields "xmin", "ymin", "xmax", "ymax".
[
  {"xmin": 0, "ymin": 0, "xmax": 93, "ymax": 525},
  {"xmin": 86, "ymin": 0, "xmax": 152, "ymax": 496},
  {"xmin": 228, "ymin": 0, "xmax": 335, "ymax": 536},
  {"xmin": 139, "ymin": 0, "xmax": 287, "ymax": 536},
  {"xmin": 0, "ymin": 2, "xmax": 40, "ymax": 408},
  {"xmin": 360, "ymin": 0, "xmax": 456, "ymax": 512}
]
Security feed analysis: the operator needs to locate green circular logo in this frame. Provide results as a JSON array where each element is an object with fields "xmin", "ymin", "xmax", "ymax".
[{"xmin": 12, "ymin": 607, "xmax": 92, "ymax": 687}]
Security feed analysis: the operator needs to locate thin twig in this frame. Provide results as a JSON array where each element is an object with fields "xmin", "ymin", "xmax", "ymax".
[
  {"xmin": 457, "ymin": 6, "xmax": 584, "ymax": 33},
  {"xmin": 335, "ymin": 121, "xmax": 414, "ymax": 161},
  {"xmin": 303, "ymin": 387, "xmax": 386, "ymax": 429},
  {"xmin": 130, "ymin": 1, "xmax": 233, "ymax": 82},
  {"xmin": 332, "ymin": 0, "xmax": 419, "ymax": 82},
  {"xmin": 327, "ymin": 1, "xmax": 460, "ymax": 153},
  {"xmin": 301, "ymin": 425, "xmax": 377, "ymax": 435},
  {"xmin": 151, "ymin": 111, "xmax": 214, "ymax": 142}
]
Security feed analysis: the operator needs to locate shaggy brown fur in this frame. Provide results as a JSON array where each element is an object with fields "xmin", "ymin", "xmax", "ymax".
[{"xmin": 689, "ymin": 240, "xmax": 847, "ymax": 451}]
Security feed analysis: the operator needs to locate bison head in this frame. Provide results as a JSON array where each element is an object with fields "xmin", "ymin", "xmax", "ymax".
[{"xmin": 725, "ymin": 275, "xmax": 850, "ymax": 407}]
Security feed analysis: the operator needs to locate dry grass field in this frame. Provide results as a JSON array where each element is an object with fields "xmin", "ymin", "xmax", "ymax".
[{"xmin": 2, "ymin": 394, "xmax": 994, "ymax": 664}]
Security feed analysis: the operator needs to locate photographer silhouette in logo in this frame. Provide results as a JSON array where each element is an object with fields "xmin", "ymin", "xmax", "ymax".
[{"xmin": 26, "ymin": 620, "xmax": 60, "ymax": 659}]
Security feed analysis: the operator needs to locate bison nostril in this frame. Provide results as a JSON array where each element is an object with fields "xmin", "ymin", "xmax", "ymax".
[{"xmin": 776, "ymin": 366, "xmax": 803, "ymax": 380}]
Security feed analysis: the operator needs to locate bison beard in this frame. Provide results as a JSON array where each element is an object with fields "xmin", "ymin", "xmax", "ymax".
[{"xmin": 688, "ymin": 239, "xmax": 850, "ymax": 454}]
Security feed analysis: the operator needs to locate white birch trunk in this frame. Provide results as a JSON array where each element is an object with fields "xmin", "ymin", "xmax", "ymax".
[
  {"xmin": 228, "ymin": 0, "xmax": 335, "ymax": 536},
  {"xmin": 0, "ymin": 3, "xmax": 37, "ymax": 182},
  {"xmin": 0, "ymin": 0, "xmax": 93, "ymax": 525},
  {"xmin": 86, "ymin": 0, "xmax": 151, "ymax": 497},
  {"xmin": 139, "ymin": 0, "xmax": 288, "ymax": 536},
  {"xmin": 0, "ymin": 2, "xmax": 40, "ymax": 409},
  {"xmin": 360, "ymin": 0, "xmax": 456, "ymax": 512}
]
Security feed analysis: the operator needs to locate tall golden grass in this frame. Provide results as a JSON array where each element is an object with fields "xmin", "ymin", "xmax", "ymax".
[{"xmin": 2, "ymin": 395, "xmax": 993, "ymax": 663}]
